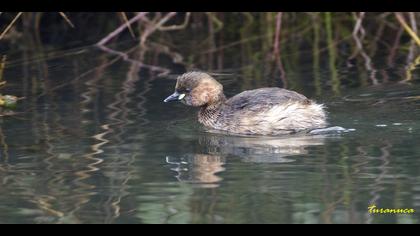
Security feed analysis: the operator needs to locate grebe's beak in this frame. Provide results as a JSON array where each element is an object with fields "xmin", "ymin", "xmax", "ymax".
[{"xmin": 164, "ymin": 91, "xmax": 185, "ymax": 102}]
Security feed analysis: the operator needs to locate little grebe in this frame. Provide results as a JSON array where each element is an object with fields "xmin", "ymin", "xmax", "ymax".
[{"xmin": 164, "ymin": 72, "xmax": 327, "ymax": 135}]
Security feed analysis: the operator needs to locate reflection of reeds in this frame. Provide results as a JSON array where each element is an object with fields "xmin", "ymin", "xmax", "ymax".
[
  {"xmin": 404, "ymin": 55, "xmax": 420, "ymax": 82},
  {"xmin": 324, "ymin": 12, "xmax": 340, "ymax": 95},
  {"xmin": 0, "ymin": 125, "xmax": 9, "ymax": 163},
  {"xmin": 365, "ymin": 142, "xmax": 392, "ymax": 224},
  {"xmin": 104, "ymin": 98, "xmax": 139, "ymax": 220},
  {"xmin": 97, "ymin": 50, "xmax": 146, "ymax": 223},
  {"xmin": 312, "ymin": 15, "xmax": 322, "ymax": 96},
  {"xmin": 0, "ymin": 55, "xmax": 6, "ymax": 84}
]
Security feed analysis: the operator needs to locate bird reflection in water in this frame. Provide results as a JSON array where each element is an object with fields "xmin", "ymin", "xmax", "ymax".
[
  {"xmin": 166, "ymin": 133, "xmax": 328, "ymax": 187},
  {"xmin": 166, "ymin": 154, "xmax": 225, "ymax": 188}
]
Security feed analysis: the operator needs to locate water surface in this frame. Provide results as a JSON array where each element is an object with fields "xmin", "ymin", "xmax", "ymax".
[{"xmin": 0, "ymin": 42, "xmax": 420, "ymax": 224}]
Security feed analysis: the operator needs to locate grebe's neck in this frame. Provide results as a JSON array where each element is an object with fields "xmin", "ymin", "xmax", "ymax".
[{"xmin": 198, "ymin": 94, "xmax": 226, "ymax": 127}]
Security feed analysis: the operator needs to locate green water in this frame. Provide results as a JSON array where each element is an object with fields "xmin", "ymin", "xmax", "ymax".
[{"xmin": 0, "ymin": 43, "xmax": 420, "ymax": 224}]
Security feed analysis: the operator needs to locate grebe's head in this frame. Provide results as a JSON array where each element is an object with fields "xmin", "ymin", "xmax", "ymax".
[{"xmin": 164, "ymin": 72, "xmax": 224, "ymax": 107}]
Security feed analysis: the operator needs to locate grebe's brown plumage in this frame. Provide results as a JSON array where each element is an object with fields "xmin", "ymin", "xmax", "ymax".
[{"xmin": 164, "ymin": 72, "xmax": 327, "ymax": 135}]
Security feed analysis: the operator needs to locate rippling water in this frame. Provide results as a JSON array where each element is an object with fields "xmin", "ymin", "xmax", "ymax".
[{"xmin": 0, "ymin": 45, "xmax": 420, "ymax": 224}]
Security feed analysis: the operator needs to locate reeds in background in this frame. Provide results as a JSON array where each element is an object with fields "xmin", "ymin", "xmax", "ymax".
[{"xmin": 0, "ymin": 12, "xmax": 419, "ymax": 94}]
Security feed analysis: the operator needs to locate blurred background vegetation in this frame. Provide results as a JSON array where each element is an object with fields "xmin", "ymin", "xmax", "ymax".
[{"xmin": 0, "ymin": 12, "xmax": 419, "ymax": 101}]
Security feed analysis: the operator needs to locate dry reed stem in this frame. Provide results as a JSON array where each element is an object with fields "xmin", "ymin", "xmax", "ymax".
[
  {"xmin": 273, "ymin": 12, "xmax": 283, "ymax": 59},
  {"xmin": 59, "ymin": 12, "xmax": 75, "ymax": 28},
  {"xmin": 0, "ymin": 12, "xmax": 23, "ymax": 40},
  {"xmin": 139, "ymin": 12, "xmax": 177, "ymax": 45},
  {"xmin": 408, "ymin": 12, "xmax": 418, "ymax": 35},
  {"xmin": 395, "ymin": 12, "xmax": 420, "ymax": 47},
  {"xmin": 96, "ymin": 12, "xmax": 181, "ymax": 76},
  {"xmin": 97, "ymin": 12, "xmax": 148, "ymax": 46},
  {"xmin": 158, "ymin": 12, "xmax": 191, "ymax": 31},
  {"xmin": 349, "ymin": 12, "xmax": 366, "ymax": 60},
  {"xmin": 119, "ymin": 12, "xmax": 136, "ymax": 38},
  {"xmin": 97, "ymin": 44, "xmax": 170, "ymax": 74}
]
